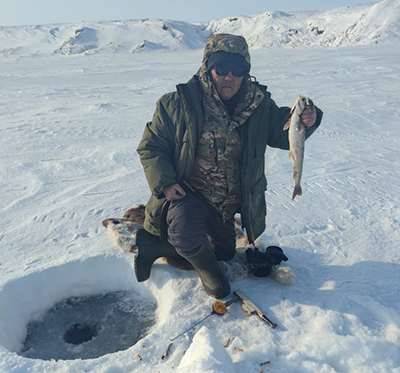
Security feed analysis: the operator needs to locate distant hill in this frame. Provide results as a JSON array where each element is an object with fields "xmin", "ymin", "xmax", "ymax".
[{"xmin": 1, "ymin": 0, "xmax": 399, "ymax": 57}]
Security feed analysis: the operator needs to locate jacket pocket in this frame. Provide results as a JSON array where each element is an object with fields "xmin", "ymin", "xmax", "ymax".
[
  {"xmin": 251, "ymin": 176, "xmax": 267, "ymax": 199},
  {"xmin": 250, "ymin": 175, "xmax": 267, "ymax": 221}
]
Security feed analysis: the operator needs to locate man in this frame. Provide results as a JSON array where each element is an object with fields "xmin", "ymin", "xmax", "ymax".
[{"xmin": 135, "ymin": 34, "xmax": 323, "ymax": 299}]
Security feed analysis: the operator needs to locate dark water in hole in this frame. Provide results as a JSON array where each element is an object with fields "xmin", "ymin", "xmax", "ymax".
[{"xmin": 20, "ymin": 290, "xmax": 157, "ymax": 360}]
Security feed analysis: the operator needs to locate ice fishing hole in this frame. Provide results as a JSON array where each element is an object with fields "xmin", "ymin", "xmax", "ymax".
[
  {"xmin": 63, "ymin": 323, "xmax": 98, "ymax": 345},
  {"xmin": 20, "ymin": 290, "xmax": 157, "ymax": 361}
]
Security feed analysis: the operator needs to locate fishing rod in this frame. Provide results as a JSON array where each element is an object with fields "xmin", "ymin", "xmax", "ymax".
[
  {"xmin": 162, "ymin": 290, "xmax": 277, "ymax": 360},
  {"xmin": 170, "ymin": 296, "xmax": 238, "ymax": 342}
]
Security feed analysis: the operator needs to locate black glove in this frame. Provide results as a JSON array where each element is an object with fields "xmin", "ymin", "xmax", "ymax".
[
  {"xmin": 246, "ymin": 247, "xmax": 272, "ymax": 277},
  {"xmin": 246, "ymin": 246, "xmax": 288, "ymax": 278},
  {"xmin": 264, "ymin": 246, "xmax": 288, "ymax": 266}
]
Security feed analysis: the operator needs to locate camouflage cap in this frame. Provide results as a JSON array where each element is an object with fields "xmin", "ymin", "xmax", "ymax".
[{"xmin": 202, "ymin": 34, "xmax": 251, "ymax": 67}]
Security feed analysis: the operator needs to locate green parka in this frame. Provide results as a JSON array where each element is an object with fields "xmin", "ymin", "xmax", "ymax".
[{"xmin": 137, "ymin": 76, "xmax": 323, "ymax": 244}]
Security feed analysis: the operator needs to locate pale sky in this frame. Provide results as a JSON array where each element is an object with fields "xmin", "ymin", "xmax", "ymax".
[{"xmin": 0, "ymin": 0, "xmax": 378, "ymax": 27}]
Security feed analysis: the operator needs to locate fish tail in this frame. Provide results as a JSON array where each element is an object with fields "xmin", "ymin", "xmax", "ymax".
[{"xmin": 292, "ymin": 185, "xmax": 302, "ymax": 200}]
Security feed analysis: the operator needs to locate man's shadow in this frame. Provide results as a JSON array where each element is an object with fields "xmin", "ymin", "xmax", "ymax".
[{"xmin": 253, "ymin": 247, "xmax": 400, "ymax": 332}]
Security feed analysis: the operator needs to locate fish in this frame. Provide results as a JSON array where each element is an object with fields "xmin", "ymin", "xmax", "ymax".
[{"xmin": 283, "ymin": 95, "xmax": 314, "ymax": 200}]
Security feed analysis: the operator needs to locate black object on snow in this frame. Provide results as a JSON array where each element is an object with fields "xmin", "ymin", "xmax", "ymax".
[{"xmin": 246, "ymin": 246, "xmax": 288, "ymax": 277}]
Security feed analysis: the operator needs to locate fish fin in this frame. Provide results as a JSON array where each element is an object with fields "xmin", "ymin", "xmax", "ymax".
[
  {"xmin": 292, "ymin": 185, "xmax": 302, "ymax": 200},
  {"xmin": 290, "ymin": 95, "xmax": 301, "ymax": 115},
  {"xmin": 283, "ymin": 118, "xmax": 291, "ymax": 131},
  {"xmin": 290, "ymin": 103, "xmax": 296, "ymax": 115}
]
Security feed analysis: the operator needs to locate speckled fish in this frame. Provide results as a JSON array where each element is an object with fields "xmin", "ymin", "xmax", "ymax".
[{"xmin": 283, "ymin": 96, "xmax": 314, "ymax": 200}]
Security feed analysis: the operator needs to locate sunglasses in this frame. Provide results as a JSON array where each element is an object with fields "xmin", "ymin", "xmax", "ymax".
[{"xmin": 215, "ymin": 64, "xmax": 248, "ymax": 78}]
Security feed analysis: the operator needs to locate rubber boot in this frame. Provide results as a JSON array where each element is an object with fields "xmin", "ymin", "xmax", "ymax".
[
  {"xmin": 179, "ymin": 240, "xmax": 231, "ymax": 299},
  {"xmin": 134, "ymin": 229, "xmax": 191, "ymax": 282}
]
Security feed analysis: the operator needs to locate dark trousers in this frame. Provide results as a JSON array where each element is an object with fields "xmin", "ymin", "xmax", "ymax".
[{"xmin": 166, "ymin": 192, "xmax": 236, "ymax": 261}]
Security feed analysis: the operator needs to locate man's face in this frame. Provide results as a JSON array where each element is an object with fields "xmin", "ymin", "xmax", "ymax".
[{"xmin": 210, "ymin": 67, "xmax": 244, "ymax": 100}]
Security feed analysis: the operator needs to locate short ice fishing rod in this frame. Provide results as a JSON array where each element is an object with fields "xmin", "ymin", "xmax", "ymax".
[
  {"xmin": 170, "ymin": 296, "xmax": 238, "ymax": 342},
  {"xmin": 162, "ymin": 291, "xmax": 277, "ymax": 360}
]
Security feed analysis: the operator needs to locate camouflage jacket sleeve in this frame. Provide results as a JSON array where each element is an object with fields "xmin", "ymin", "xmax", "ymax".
[
  {"xmin": 136, "ymin": 94, "xmax": 179, "ymax": 198},
  {"xmin": 266, "ymin": 96, "xmax": 323, "ymax": 150}
]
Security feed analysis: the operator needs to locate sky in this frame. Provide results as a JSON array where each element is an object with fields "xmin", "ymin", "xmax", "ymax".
[{"xmin": 0, "ymin": 0, "xmax": 378, "ymax": 27}]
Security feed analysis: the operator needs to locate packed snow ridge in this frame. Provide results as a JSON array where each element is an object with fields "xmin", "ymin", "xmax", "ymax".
[{"xmin": 1, "ymin": 0, "xmax": 399, "ymax": 57}]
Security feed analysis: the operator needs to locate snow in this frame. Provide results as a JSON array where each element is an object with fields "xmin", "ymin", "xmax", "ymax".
[
  {"xmin": 177, "ymin": 327, "xmax": 235, "ymax": 372},
  {"xmin": 1, "ymin": 0, "xmax": 400, "ymax": 58},
  {"xmin": 1, "ymin": 0, "xmax": 400, "ymax": 372}
]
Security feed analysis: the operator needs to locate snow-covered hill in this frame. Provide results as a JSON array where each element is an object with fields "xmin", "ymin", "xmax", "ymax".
[
  {"xmin": 1, "ymin": 0, "xmax": 399, "ymax": 57},
  {"xmin": 210, "ymin": 0, "xmax": 400, "ymax": 48}
]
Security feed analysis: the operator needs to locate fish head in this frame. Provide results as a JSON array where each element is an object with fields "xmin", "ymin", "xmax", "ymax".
[
  {"xmin": 291, "ymin": 95, "xmax": 307, "ymax": 115},
  {"xmin": 305, "ymin": 98, "xmax": 315, "ymax": 110}
]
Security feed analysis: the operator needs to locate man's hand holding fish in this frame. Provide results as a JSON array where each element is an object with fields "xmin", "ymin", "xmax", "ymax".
[{"xmin": 300, "ymin": 106, "xmax": 317, "ymax": 127}]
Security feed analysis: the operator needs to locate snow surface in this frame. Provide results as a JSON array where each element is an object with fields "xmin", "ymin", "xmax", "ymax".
[
  {"xmin": 1, "ymin": 1, "xmax": 400, "ymax": 372},
  {"xmin": 1, "ymin": 0, "xmax": 400, "ymax": 58}
]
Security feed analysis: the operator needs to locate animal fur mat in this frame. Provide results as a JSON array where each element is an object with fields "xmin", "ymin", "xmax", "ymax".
[{"xmin": 102, "ymin": 204, "xmax": 294, "ymax": 285}]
